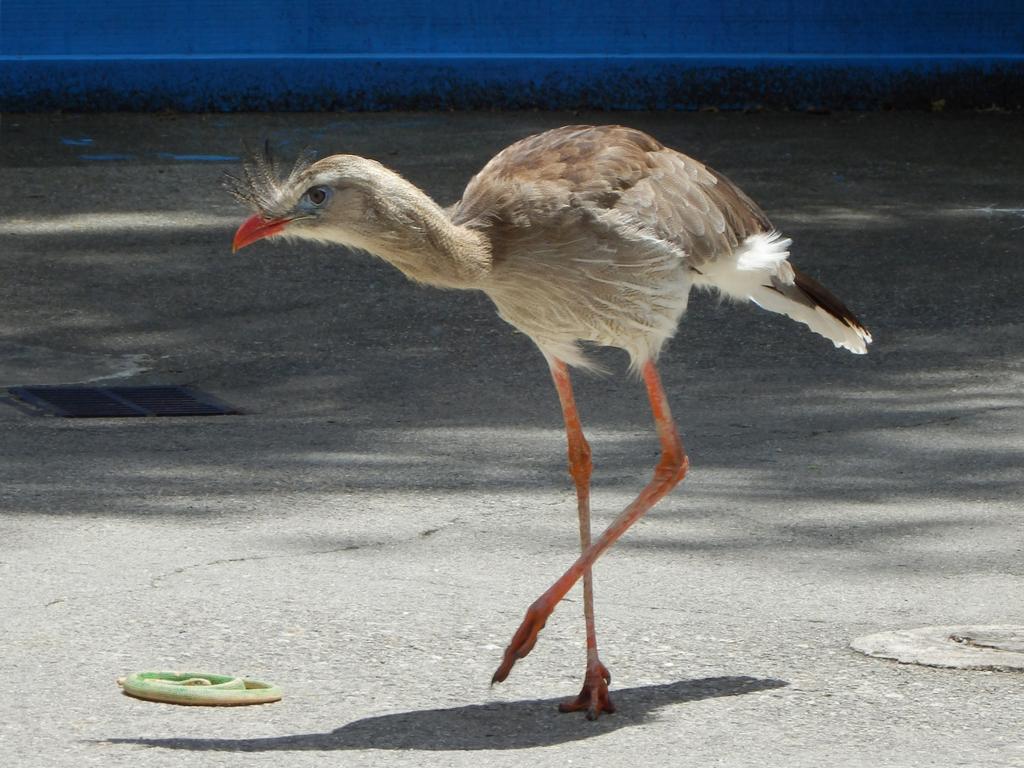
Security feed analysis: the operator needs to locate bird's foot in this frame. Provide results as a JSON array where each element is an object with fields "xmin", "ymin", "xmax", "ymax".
[
  {"xmin": 491, "ymin": 600, "xmax": 553, "ymax": 684},
  {"xmin": 558, "ymin": 659, "xmax": 615, "ymax": 720}
]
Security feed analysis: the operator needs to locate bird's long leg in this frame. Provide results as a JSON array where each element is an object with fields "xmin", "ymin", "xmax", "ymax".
[
  {"xmin": 548, "ymin": 359, "xmax": 614, "ymax": 719},
  {"xmin": 493, "ymin": 360, "xmax": 688, "ymax": 696}
]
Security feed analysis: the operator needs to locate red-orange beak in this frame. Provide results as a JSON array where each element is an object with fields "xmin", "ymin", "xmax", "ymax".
[{"xmin": 232, "ymin": 214, "xmax": 290, "ymax": 253}]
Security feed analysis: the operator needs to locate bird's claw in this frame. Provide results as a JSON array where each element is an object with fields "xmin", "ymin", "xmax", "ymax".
[
  {"xmin": 558, "ymin": 660, "xmax": 615, "ymax": 719},
  {"xmin": 491, "ymin": 601, "xmax": 551, "ymax": 684}
]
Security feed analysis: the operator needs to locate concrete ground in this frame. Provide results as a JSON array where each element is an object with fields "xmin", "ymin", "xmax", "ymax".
[{"xmin": 0, "ymin": 110, "xmax": 1022, "ymax": 767}]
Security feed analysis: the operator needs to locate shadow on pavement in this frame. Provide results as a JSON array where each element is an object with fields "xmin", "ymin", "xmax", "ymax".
[{"xmin": 104, "ymin": 676, "xmax": 786, "ymax": 751}]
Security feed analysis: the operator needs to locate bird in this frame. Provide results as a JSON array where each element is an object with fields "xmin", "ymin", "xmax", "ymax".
[{"xmin": 226, "ymin": 124, "xmax": 871, "ymax": 720}]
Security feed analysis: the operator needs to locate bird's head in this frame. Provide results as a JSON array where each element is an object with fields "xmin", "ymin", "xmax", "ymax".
[
  {"xmin": 225, "ymin": 142, "xmax": 491, "ymax": 287},
  {"xmin": 225, "ymin": 144, "xmax": 415, "ymax": 255}
]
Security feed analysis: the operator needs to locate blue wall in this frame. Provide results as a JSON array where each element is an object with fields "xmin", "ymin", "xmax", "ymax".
[{"xmin": 2, "ymin": 1, "xmax": 1022, "ymax": 110}]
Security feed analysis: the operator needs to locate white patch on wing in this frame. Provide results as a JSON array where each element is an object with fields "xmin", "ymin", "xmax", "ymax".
[{"xmin": 735, "ymin": 231, "xmax": 793, "ymax": 276}]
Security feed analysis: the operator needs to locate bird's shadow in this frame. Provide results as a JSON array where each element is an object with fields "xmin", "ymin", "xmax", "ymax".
[{"xmin": 105, "ymin": 676, "xmax": 787, "ymax": 752}]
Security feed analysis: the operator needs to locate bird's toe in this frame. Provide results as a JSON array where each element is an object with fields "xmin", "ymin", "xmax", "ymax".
[
  {"xmin": 558, "ymin": 660, "xmax": 615, "ymax": 719},
  {"xmin": 491, "ymin": 601, "xmax": 552, "ymax": 684}
]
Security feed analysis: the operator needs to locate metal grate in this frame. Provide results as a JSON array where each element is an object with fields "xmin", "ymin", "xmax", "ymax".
[{"xmin": 6, "ymin": 385, "xmax": 241, "ymax": 418}]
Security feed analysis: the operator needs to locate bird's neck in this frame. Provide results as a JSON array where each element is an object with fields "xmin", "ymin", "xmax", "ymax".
[{"xmin": 361, "ymin": 176, "xmax": 491, "ymax": 289}]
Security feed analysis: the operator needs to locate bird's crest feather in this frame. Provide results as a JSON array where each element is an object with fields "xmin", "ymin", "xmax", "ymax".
[{"xmin": 222, "ymin": 142, "xmax": 318, "ymax": 217}]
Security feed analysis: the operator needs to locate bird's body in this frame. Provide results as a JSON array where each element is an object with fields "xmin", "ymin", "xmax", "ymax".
[
  {"xmin": 458, "ymin": 127, "xmax": 687, "ymax": 368},
  {"xmin": 228, "ymin": 124, "xmax": 871, "ymax": 719}
]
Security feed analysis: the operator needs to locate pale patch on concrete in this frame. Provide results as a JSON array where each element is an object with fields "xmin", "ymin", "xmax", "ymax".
[
  {"xmin": 851, "ymin": 626, "xmax": 1024, "ymax": 671},
  {"xmin": 3, "ymin": 212, "xmax": 239, "ymax": 236},
  {"xmin": 0, "ymin": 341, "xmax": 150, "ymax": 388}
]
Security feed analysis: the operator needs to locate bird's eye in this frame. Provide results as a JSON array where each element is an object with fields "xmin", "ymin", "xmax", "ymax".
[{"xmin": 305, "ymin": 186, "xmax": 329, "ymax": 206}]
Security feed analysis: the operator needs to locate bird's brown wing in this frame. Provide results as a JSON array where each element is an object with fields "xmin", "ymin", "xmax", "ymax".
[
  {"xmin": 451, "ymin": 124, "xmax": 772, "ymax": 269},
  {"xmin": 452, "ymin": 125, "xmax": 653, "ymax": 229},
  {"xmin": 607, "ymin": 148, "xmax": 773, "ymax": 270}
]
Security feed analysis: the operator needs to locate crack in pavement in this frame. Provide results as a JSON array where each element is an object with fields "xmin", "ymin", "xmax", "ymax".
[
  {"xmin": 147, "ymin": 543, "xmax": 368, "ymax": 589},
  {"xmin": 43, "ymin": 515, "xmax": 464, "ymax": 607},
  {"xmin": 146, "ymin": 514, "xmax": 466, "ymax": 590}
]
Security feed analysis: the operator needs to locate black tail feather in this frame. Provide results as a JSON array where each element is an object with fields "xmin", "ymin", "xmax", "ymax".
[{"xmin": 792, "ymin": 267, "xmax": 870, "ymax": 337}]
